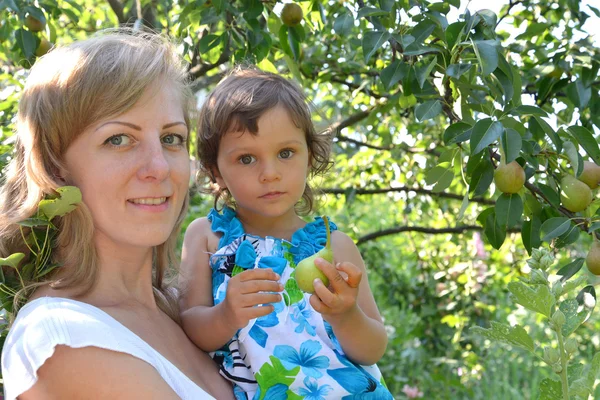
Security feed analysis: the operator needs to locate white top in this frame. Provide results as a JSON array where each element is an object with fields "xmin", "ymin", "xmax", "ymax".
[{"xmin": 1, "ymin": 297, "xmax": 215, "ymax": 400}]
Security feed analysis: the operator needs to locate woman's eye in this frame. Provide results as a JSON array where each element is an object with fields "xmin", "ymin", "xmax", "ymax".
[
  {"xmin": 105, "ymin": 134, "xmax": 131, "ymax": 147},
  {"xmin": 239, "ymin": 155, "xmax": 255, "ymax": 165},
  {"xmin": 279, "ymin": 149, "xmax": 294, "ymax": 159},
  {"xmin": 162, "ymin": 134, "xmax": 185, "ymax": 146}
]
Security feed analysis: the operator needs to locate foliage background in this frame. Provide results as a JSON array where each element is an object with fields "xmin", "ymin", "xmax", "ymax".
[{"xmin": 1, "ymin": 0, "xmax": 600, "ymax": 398}]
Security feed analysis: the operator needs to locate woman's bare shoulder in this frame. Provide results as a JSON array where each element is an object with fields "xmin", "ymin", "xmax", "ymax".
[{"xmin": 20, "ymin": 345, "xmax": 180, "ymax": 400}]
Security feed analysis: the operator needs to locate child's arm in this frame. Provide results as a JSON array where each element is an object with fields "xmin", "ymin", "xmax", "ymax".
[
  {"xmin": 179, "ymin": 218, "xmax": 283, "ymax": 352},
  {"xmin": 310, "ymin": 230, "xmax": 388, "ymax": 366}
]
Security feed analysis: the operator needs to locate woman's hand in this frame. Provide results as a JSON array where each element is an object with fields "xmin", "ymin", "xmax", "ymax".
[
  {"xmin": 309, "ymin": 257, "xmax": 363, "ymax": 322},
  {"xmin": 222, "ymin": 268, "xmax": 283, "ymax": 330}
]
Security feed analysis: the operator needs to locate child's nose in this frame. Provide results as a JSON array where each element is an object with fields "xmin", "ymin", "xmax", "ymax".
[{"xmin": 259, "ymin": 161, "xmax": 281, "ymax": 183}]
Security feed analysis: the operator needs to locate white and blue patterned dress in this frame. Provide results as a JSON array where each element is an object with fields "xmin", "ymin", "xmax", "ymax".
[{"xmin": 207, "ymin": 207, "xmax": 393, "ymax": 400}]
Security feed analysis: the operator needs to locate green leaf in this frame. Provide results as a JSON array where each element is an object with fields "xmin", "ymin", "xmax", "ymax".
[
  {"xmin": 540, "ymin": 217, "xmax": 571, "ymax": 242},
  {"xmin": 495, "ymin": 193, "xmax": 523, "ymax": 228},
  {"xmin": 587, "ymin": 352, "xmax": 600, "ymax": 390},
  {"xmin": 425, "ymin": 165, "xmax": 454, "ymax": 193},
  {"xmin": 472, "ymin": 39, "xmax": 499, "ymax": 76},
  {"xmin": 500, "ymin": 128, "xmax": 521, "ymax": 163},
  {"xmin": 566, "ymin": 80, "xmax": 592, "ymax": 109},
  {"xmin": 443, "ymin": 122, "xmax": 472, "ymax": 145},
  {"xmin": 470, "ymin": 119, "xmax": 503, "ymax": 155},
  {"xmin": 470, "ymin": 157, "xmax": 494, "ymax": 196},
  {"xmin": 414, "ymin": 100, "xmax": 442, "ymax": 121},
  {"xmin": 521, "ymin": 216, "xmax": 541, "ymax": 255},
  {"xmin": 508, "ymin": 281, "xmax": 555, "ymax": 317},
  {"xmin": 380, "ymin": 60, "xmax": 408, "ymax": 90},
  {"xmin": 446, "ymin": 63, "xmax": 472, "ymax": 79},
  {"xmin": 457, "ymin": 190, "xmax": 470, "ymax": 222},
  {"xmin": 555, "ymin": 222, "xmax": 579, "ymax": 248},
  {"xmin": 15, "ymin": 28, "xmax": 36, "ymax": 59},
  {"xmin": 255, "ymin": 356, "xmax": 300, "ymax": 400},
  {"xmin": 470, "ymin": 321, "xmax": 534, "ymax": 353},
  {"xmin": 560, "ymin": 298, "xmax": 594, "ymax": 336},
  {"xmin": 538, "ymin": 378, "xmax": 562, "ymax": 400},
  {"xmin": 538, "ymin": 184, "xmax": 560, "ymax": 208},
  {"xmin": 0, "ymin": 253, "xmax": 25, "ymax": 269},
  {"xmin": 362, "ymin": 30, "xmax": 391, "ymax": 62},
  {"xmin": 38, "ymin": 186, "xmax": 82, "ymax": 220},
  {"xmin": 357, "ymin": 7, "xmax": 388, "ymax": 18},
  {"xmin": 416, "ymin": 57, "xmax": 437, "ymax": 89},
  {"xmin": 333, "ymin": 10, "xmax": 354, "ymax": 36},
  {"xmin": 198, "ymin": 34, "xmax": 221, "ymax": 54},
  {"xmin": 398, "ymin": 94, "xmax": 417, "ymax": 108},
  {"xmin": 484, "ymin": 211, "xmax": 506, "ymax": 249},
  {"xmin": 407, "ymin": 20, "xmax": 436, "ymax": 48},
  {"xmin": 511, "ymin": 105, "xmax": 548, "ymax": 117},
  {"xmin": 557, "ymin": 258, "xmax": 584, "ymax": 282},
  {"xmin": 563, "ymin": 141, "xmax": 580, "ymax": 176},
  {"xmin": 445, "ymin": 21, "xmax": 465, "ymax": 49},
  {"xmin": 17, "ymin": 218, "xmax": 53, "ymax": 228},
  {"xmin": 533, "ymin": 116, "xmax": 562, "ymax": 153},
  {"xmin": 567, "ymin": 126, "xmax": 600, "ymax": 164}
]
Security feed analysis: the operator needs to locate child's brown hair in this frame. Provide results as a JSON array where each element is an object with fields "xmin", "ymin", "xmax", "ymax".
[{"xmin": 196, "ymin": 65, "xmax": 332, "ymax": 214}]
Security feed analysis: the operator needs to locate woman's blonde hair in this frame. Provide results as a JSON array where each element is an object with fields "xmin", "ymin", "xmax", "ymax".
[{"xmin": 0, "ymin": 29, "xmax": 193, "ymax": 321}]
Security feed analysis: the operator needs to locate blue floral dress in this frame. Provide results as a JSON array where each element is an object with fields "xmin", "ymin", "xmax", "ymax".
[{"xmin": 207, "ymin": 207, "xmax": 393, "ymax": 400}]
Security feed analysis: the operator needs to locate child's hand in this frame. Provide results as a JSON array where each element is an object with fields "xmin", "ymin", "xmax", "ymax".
[
  {"xmin": 309, "ymin": 257, "xmax": 362, "ymax": 321},
  {"xmin": 222, "ymin": 268, "xmax": 283, "ymax": 330}
]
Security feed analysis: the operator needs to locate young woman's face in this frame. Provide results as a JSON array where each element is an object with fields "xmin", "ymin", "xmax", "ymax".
[
  {"xmin": 63, "ymin": 84, "xmax": 190, "ymax": 251},
  {"xmin": 215, "ymin": 105, "xmax": 310, "ymax": 221}
]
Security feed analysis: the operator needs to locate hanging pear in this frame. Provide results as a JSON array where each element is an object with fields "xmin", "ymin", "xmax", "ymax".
[
  {"xmin": 295, "ymin": 216, "xmax": 333, "ymax": 293},
  {"xmin": 586, "ymin": 238, "xmax": 600, "ymax": 275}
]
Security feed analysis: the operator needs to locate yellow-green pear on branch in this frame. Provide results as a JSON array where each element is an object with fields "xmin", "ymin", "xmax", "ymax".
[
  {"xmin": 579, "ymin": 161, "xmax": 600, "ymax": 189},
  {"xmin": 494, "ymin": 161, "xmax": 525, "ymax": 194},
  {"xmin": 560, "ymin": 175, "xmax": 592, "ymax": 212},
  {"xmin": 586, "ymin": 239, "xmax": 600, "ymax": 275},
  {"xmin": 295, "ymin": 216, "xmax": 332, "ymax": 293}
]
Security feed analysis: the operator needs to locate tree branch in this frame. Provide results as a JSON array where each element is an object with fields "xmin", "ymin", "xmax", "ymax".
[
  {"xmin": 321, "ymin": 186, "xmax": 495, "ymax": 205},
  {"xmin": 497, "ymin": 0, "xmax": 524, "ymax": 25},
  {"xmin": 107, "ymin": 0, "xmax": 126, "ymax": 23},
  {"xmin": 356, "ymin": 225, "xmax": 520, "ymax": 245},
  {"xmin": 329, "ymin": 109, "xmax": 372, "ymax": 136}
]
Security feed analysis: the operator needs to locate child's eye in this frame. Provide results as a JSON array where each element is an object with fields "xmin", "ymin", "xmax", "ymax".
[
  {"xmin": 162, "ymin": 133, "xmax": 186, "ymax": 146},
  {"xmin": 279, "ymin": 149, "xmax": 294, "ymax": 159},
  {"xmin": 104, "ymin": 134, "xmax": 131, "ymax": 147},
  {"xmin": 239, "ymin": 155, "xmax": 256, "ymax": 165}
]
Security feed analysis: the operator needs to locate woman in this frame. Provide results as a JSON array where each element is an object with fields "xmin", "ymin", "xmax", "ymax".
[{"xmin": 0, "ymin": 30, "xmax": 233, "ymax": 399}]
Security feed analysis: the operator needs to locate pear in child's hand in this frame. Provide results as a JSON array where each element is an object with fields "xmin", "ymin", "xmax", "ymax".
[{"xmin": 295, "ymin": 216, "xmax": 333, "ymax": 293}]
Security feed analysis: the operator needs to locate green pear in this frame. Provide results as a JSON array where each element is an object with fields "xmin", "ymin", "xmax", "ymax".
[
  {"xmin": 586, "ymin": 239, "xmax": 600, "ymax": 275},
  {"xmin": 579, "ymin": 161, "xmax": 600, "ymax": 189},
  {"xmin": 295, "ymin": 216, "xmax": 333, "ymax": 293},
  {"xmin": 560, "ymin": 175, "xmax": 592, "ymax": 212},
  {"xmin": 494, "ymin": 161, "xmax": 525, "ymax": 194}
]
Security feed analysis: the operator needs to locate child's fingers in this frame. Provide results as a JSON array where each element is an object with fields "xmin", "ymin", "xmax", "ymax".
[
  {"xmin": 238, "ymin": 268, "xmax": 280, "ymax": 282},
  {"xmin": 309, "ymin": 293, "xmax": 328, "ymax": 314},
  {"xmin": 314, "ymin": 257, "xmax": 346, "ymax": 289},
  {"xmin": 312, "ymin": 278, "xmax": 337, "ymax": 307},
  {"xmin": 245, "ymin": 304, "xmax": 276, "ymax": 320},
  {"xmin": 240, "ymin": 292, "xmax": 282, "ymax": 307},
  {"xmin": 335, "ymin": 262, "xmax": 362, "ymax": 289},
  {"xmin": 240, "ymin": 279, "xmax": 283, "ymax": 294}
]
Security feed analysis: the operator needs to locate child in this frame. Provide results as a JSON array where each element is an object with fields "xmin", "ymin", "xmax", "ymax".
[{"xmin": 179, "ymin": 66, "xmax": 392, "ymax": 399}]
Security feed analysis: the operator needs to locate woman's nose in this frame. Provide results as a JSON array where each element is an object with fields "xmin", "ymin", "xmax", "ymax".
[{"xmin": 137, "ymin": 140, "xmax": 170, "ymax": 181}]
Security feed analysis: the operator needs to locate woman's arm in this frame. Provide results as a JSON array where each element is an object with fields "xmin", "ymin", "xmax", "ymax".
[
  {"xmin": 20, "ymin": 345, "xmax": 182, "ymax": 399},
  {"xmin": 310, "ymin": 230, "xmax": 388, "ymax": 366}
]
